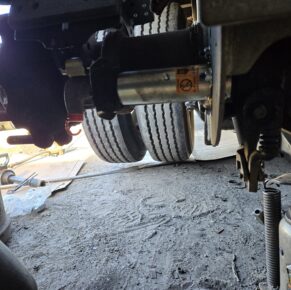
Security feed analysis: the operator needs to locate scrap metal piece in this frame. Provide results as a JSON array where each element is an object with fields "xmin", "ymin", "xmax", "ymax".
[{"xmin": 275, "ymin": 173, "xmax": 291, "ymax": 185}]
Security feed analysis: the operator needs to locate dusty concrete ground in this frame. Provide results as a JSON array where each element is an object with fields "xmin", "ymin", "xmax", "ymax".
[{"xmin": 6, "ymin": 151, "xmax": 291, "ymax": 290}]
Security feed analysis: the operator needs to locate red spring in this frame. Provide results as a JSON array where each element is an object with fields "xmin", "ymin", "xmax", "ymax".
[{"xmin": 65, "ymin": 114, "xmax": 83, "ymax": 136}]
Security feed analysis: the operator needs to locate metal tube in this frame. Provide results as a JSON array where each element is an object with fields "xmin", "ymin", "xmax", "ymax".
[
  {"xmin": 254, "ymin": 208, "xmax": 264, "ymax": 225},
  {"xmin": 7, "ymin": 135, "xmax": 34, "ymax": 145},
  {"xmin": 118, "ymin": 66, "xmax": 210, "ymax": 106},
  {"xmin": 1, "ymin": 170, "xmax": 45, "ymax": 188},
  {"xmin": 263, "ymin": 187, "xmax": 281, "ymax": 289},
  {"xmin": 8, "ymin": 175, "xmax": 45, "ymax": 188}
]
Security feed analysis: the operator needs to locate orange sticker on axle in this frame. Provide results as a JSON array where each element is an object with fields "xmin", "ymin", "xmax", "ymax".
[{"xmin": 176, "ymin": 67, "xmax": 199, "ymax": 94}]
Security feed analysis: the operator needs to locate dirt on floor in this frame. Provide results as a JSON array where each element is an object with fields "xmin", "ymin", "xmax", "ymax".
[{"xmin": 6, "ymin": 152, "xmax": 291, "ymax": 290}]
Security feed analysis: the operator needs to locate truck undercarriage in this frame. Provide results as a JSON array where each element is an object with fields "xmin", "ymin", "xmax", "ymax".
[{"xmin": 1, "ymin": 0, "xmax": 291, "ymax": 289}]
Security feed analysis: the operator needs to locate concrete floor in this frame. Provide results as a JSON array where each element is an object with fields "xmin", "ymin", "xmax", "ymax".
[{"xmin": 6, "ymin": 147, "xmax": 291, "ymax": 290}]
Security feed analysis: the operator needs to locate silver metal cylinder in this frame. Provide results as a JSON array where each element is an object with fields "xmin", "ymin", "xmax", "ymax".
[
  {"xmin": 279, "ymin": 209, "xmax": 291, "ymax": 290},
  {"xmin": 8, "ymin": 175, "xmax": 45, "ymax": 188},
  {"xmin": 118, "ymin": 66, "xmax": 210, "ymax": 106},
  {"xmin": 1, "ymin": 169, "xmax": 45, "ymax": 188}
]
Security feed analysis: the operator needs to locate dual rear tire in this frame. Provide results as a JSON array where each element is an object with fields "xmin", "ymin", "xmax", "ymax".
[
  {"xmin": 83, "ymin": 109, "xmax": 146, "ymax": 163},
  {"xmin": 83, "ymin": 3, "xmax": 194, "ymax": 163}
]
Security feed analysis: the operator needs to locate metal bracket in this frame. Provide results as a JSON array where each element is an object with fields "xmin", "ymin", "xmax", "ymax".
[
  {"xmin": 236, "ymin": 147, "xmax": 249, "ymax": 182},
  {"xmin": 248, "ymin": 151, "xmax": 266, "ymax": 192},
  {"xmin": 236, "ymin": 148, "xmax": 265, "ymax": 192}
]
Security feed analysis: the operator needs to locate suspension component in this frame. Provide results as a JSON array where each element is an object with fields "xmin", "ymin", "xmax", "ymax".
[
  {"xmin": 260, "ymin": 181, "xmax": 282, "ymax": 290},
  {"xmin": 234, "ymin": 87, "xmax": 285, "ymax": 192},
  {"xmin": 259, "ymin": 131, "xmax": 282, "ymax": 161}
]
